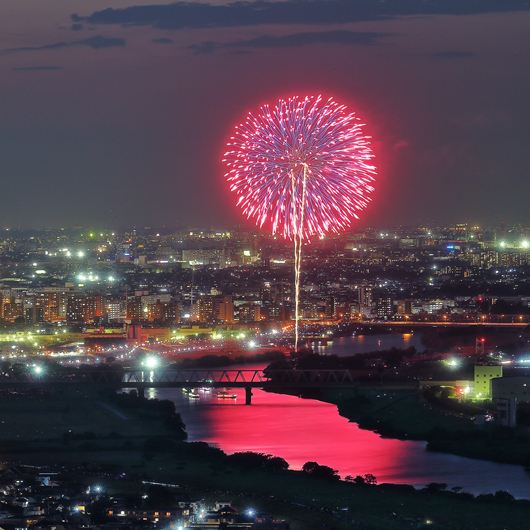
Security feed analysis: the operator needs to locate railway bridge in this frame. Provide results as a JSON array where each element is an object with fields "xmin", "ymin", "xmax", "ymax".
[{"xmin": 0, "ymin": 369, "xmax": 389, "ymax": 404}]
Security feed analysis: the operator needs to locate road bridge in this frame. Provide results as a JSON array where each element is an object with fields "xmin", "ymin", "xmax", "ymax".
[
  {"xmin": 350, "ymin": 321, "xmax": 529, "ymax": 328},
  {"xmin": 0, "ymin": 369, "xmax": 375, "ymax": 404}
]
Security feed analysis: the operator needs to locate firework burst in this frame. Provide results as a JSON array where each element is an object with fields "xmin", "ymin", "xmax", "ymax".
[
  {"xmin": 223, "ymin": 95, "xmax": 376, "ymax": 239},
  {"xmin": 223, "ymin": 95, "xmax": 376, "ymax": 350}
]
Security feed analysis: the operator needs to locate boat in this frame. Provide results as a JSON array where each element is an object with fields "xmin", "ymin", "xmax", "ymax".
[
  {"xmin": 188, "ymin": 389, "xmax": 201, "ymax": 399},
  {"xmin": 217, "ymin": 389, "xmax": 237, "ymax": 399}
]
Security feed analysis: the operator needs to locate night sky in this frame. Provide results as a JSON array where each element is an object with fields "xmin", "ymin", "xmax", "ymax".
[{"xmin": 2, "ymin": 1, "xmax": 530, "ymax": 231}]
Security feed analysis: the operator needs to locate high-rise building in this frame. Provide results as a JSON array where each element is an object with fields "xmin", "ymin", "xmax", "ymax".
[
  {"xmin": 325, "ymin": 296, "xmax": 335, "ymax": 319},
  {"xmin": 197, "ymin": 296, "xmax": 215, "ymax": 322},
  {"xmin": 215, "ymin": 296, "xmax": 234, "ymax": 323},
  {"xmin": 376, "ymin": 295, "xmax": 394, "ymax": 319}
]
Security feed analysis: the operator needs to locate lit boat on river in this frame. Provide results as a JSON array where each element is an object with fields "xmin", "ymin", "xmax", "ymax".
[{"xmin": 217, "ymin": 389, "xmax": 237, "ymax": 399}]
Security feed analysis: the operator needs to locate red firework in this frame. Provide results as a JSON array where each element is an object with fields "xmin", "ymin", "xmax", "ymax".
[{"xmin": 223, "ymin": 95, "xmax": 376, "ymax": 239}]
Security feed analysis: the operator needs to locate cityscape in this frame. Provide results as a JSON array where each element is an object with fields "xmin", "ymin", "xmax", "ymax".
[
  {"xmin": 1, "ymin": 223, "xmax": 530, "ymax": 528},
  {"xmin": 2, "ymin": 222, "xmax": 530, "ymax": 334},
  {"xmin": 3, "ymin": 0, "xmax": 530, "ymax": 528}
]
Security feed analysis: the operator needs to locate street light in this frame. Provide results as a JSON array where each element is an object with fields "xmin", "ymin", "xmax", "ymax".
[{"xmin": 143, "ymin": 357, "xmax": 159, "ymax": 369}]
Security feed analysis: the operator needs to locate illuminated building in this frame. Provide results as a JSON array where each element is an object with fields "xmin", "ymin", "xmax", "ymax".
[
  {"xmin": 126, "ymin": 299, "xmax": 143, "ymax": 320},
  {"xmin": 356, "ymin": 285, "xmax": 373, "ymax": 317},
  {"xmin": 66, "ymin": 294, "xmax": 103, "ymax": 323},
  {"xmin": 215, "ymin": 296, "xmax": 234, "ymax": 323},
  {"xmin": 300, "ymin": 301, "xmax": 320, "ymax": 319},
  {"xmin": 107, "ymin": 300, "xmax": 126, "ymax": 321},
  {"xmin": 261, "ymin": 303, "xmax": 287, "ymax": 322},
  {"xmin": 325, "ymin": 296, "xmax": 334, "ymax": 319},
  {"xmin": 116, "ymin": 244, "xmax": 132, "ymax": 262},
  {"xmin": 376, "ymin": 295, "xmax": 394, "ymax": 319},
  {"xmin": 145, "ymin": 301, "xmax": 178, "ymax": 322},
  {"xmin": 197, "ymin": 295, "xmax": 233, "ymax": 323},
  {"xmin": 237, "ymin": 303, "xmax": 261, "ymax": 322},
  {"xmin": 33, "ymin": 292, "xmax": 61, "ymax": 322},
  {"xmin": 397, "ymin": 300, "xmax": 412, "ymax": 315},
  {"xmin": 197, "ymin": 296, "xmax": 215, "ymax": 322},
  {"xmin": 492, "ymin": 376, "xmax": 530, "ymax": 403},
  {"xmin": 3, "ymin": 300, "xmax": 23, "ymax": 322},
  {"xmin": 474, "ymin": 365, "xmax": 503, "ymax": 398}
]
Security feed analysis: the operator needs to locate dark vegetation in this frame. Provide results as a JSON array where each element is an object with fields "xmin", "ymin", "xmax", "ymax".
[
  {"xmin": 168, "ymin": 349, "xmax": 286, "ymax": 369},
  {"xmin": 420, "ymin": 325, "xmax": 530, "ymax": 354},
  {"xmin": 225, "ymin": 451, "xmax": 289, "ymax": 470}
]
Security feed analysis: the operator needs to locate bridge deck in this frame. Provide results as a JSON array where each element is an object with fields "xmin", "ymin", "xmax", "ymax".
[{"xmin": 0, "ymin": 369, "xmax": 366, "ymax": 388}]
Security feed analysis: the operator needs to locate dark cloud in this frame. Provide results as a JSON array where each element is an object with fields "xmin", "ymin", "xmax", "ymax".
[
  {"xmin": 4, "ymin": 36, "xmax": 126, "ymax": 54},
  {"xmin": 229, "ymin": 50, "xmax": 253, "ymax": 55},
  {"xmin": 6, "ymin": 42, "xmax": 69, "ymax": 53},
  {"xmin": 12, "ymin": 66, "xmax": 63, "ymax": 71},
  {"xmin": 71, "ymin": 23, "xmax": 84, "ymax": 31},
  {"xmin": 189, "ymin": 41, "xmax": 217, "ymax": 54},
  {"xmin": 153, "ymin": 38, "xmax": 173, "ymax": 44},
  {"xmin": 72, "ymin": 0, "xmax": 530, "ymax": 30},
  {"xmin": 188, "ymin": 30, "xmax": 388, "ymax": 54},
  {"xmin": 432, "ymin": 51, "xmax": 477, "ymax": 58},
  {"xmin": 82, "ymin": 36, "xmax": 125, "ymax": 48}
]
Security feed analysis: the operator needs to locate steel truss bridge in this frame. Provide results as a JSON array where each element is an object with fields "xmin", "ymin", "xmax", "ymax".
[{"xmin": 0, "ymin": 369, "xmax": 374, "ymax": 404}]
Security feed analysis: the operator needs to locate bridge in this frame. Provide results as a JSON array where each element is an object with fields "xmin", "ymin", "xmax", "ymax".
[
  {"xmin": 0, "ymin": 369, "xmax": 370, "ymax": 405},
  {"xmin": 349, "ymin": 321, "xmax": 530, "ymax": 328}
]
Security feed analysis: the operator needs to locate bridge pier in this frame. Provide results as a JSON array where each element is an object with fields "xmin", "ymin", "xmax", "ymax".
[
  {"xmin": 245, "ymin": 386, "xmax": 253, "ymax": 405},
  {"xmin": 137, "ymin": 386, "xmax": 145, "ymax": 399}
]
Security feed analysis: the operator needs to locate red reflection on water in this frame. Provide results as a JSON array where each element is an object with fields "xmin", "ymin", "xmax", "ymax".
[{"xmin": 199, "ymin": 388, "xmax": 419, "ymax": 482}]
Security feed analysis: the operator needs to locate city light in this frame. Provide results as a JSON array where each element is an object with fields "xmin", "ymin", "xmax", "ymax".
[{"xmin": 143, "ymin": 357, "xmax": 159, "ymax": 369}]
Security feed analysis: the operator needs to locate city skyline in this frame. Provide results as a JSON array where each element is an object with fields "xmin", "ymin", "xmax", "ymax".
[{"xmin": 1, "ymin": 1, "xmax": 529, "ymax": 229}]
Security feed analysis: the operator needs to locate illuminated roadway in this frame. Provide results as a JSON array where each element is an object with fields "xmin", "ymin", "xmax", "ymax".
[{"xmin": 348, "ymin": 321, "xmax": 530, "ymax": 327}]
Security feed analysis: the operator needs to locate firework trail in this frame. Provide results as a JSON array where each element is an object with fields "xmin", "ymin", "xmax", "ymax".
[{"xmin": 224, "ymin": 95, "xmax": 376, "ymax": 350}]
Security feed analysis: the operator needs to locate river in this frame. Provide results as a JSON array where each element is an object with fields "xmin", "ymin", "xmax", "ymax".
[
  {"xmin": 144, "ymin": 334, "xmax": 530, "ymax": 499},
  {"xmin": 310, "ymin": 331, "xmax": 424, "ymax": 356}
]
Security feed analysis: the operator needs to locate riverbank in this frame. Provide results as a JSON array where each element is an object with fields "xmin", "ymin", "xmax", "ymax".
[
  {"xmin": 3, "ymin": 389, "xmax": 530, "ymax": 528},
  {"xmin": 1, "ymin": 389, "xmax": 530, "ymax": 529},
  {"xmin": 291, "ymin": 386, "xmax": 530, "ymax": 468}
]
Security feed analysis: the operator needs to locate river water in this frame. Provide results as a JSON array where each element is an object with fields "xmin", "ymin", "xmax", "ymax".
[
  {"xmin": 311, "ymin": 331, "xmax": 424, "ymax": 356},
  {"xmin": 145, "ymin": 334, "xmax": 530, "ymax": 498}
]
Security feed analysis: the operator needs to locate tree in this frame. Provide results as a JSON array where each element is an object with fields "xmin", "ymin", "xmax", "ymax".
[
  {"xmin": 226, "ymin": 452, "xmax": 270, "ymax": 470},
  {"xmin": 494, "ymin": 490, "xmax": 515, "ymax": 502},
  {"xmin": 301, "ymin": 461, "xmax": 339, "ymax": 480},
  {"xmin": 424, "ymin": 482, "xmax": 448, "ymax": 494},
  {"xmin": 302, "ymin": 461, "xmax": 319, "ymax": 473},
  {"xmin": 164, "ymin": 413, "xmax": 187, "ymax": 440},
  {"xmin": 363, "ymin": 473, "xmax": 377, "ymax": 485},
  {"xmin": 265, "ymin": 456, "xmax": 289, "ymax": 470}
]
